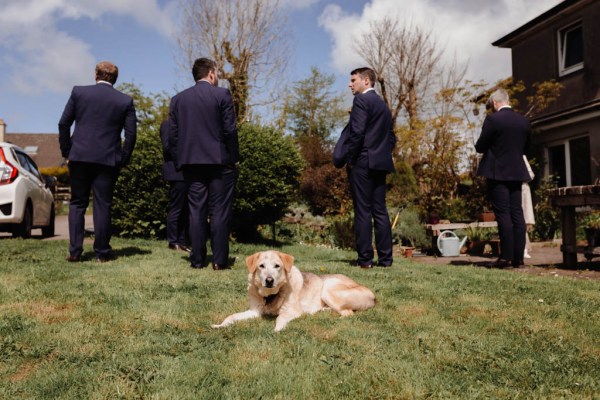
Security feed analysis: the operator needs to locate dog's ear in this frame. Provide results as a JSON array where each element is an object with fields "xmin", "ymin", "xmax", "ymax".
[
  {"xmin": 246, "ymin": 252, "xmax": 261, "ymax": 273},
  {"xmin": 276, "ymin": 251, "xmax": 294, "ymax": 272}
]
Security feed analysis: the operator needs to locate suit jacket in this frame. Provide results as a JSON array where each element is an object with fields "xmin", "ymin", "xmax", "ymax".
[
  {"xmin": 332, "ymin": 123, "xmax": 350, "ymax": 168},
  {"xmin": 58, "ymin": 83, "xmax": 137, "ymax": 167},
  {"xmin": 168, "ymin": 81, "xmax": 239, "ymax": 168},
  {"xmin": 475, "ymin": 107, "xmax": 531, "ymax": 181},
  {"xmin": 345, "ymin": 90, "xmax": 395, "ymax": 172},
  {"xmin": 159, "ymin": 120, "xmax": 184, "ymax": 181}
]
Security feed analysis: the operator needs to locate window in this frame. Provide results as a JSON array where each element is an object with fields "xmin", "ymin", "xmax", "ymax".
[
  {"xmin": 547, "ymin": 135, "xmax": 591, "ymax": 186},
  {"xmin": 558, "ymin": 22, "xmax": 583, "ymax": 76}
]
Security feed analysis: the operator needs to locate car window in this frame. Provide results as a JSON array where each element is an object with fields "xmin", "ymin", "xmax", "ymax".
[{"xmin": 15, "ymin": 150, "xmax": 43, "ymax": 183}]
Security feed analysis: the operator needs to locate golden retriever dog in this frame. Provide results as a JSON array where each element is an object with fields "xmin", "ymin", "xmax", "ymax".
[{"xmin": 211, "ymin": 250, "xmax": 376, "ymax": 331}]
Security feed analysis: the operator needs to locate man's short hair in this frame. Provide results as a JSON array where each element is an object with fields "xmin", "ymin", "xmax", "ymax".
[
  {"xmin": 350, "ymin": 67, "xmax": 376, "ymax": 87},
  {"xmin": 489, "ymin": 88, "xmax": 510, "ymax": 106},
  {"xmin": 192, "ymin": 58, "xmax": 217, "ymax": 81},
  {"xmin": 95, "ymin": 61, "xmax": 119, "ymax": 84}
]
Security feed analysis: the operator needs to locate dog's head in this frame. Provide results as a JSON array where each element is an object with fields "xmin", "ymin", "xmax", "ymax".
[{"xmin": 246, "ymin": 251, "xmax": 294, "ymax": 294}]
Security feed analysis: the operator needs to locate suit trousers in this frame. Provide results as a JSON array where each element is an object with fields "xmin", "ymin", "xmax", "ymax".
[
  {"xmin": 183, "ymin": 165, "xmax": 237, "ymax": 266},
  {"xmin": 348, "ymin": 163, "xmax": 393, "ymax": 265},
  {"xmin": 68, "ymin": 161, "xmax": 118, "ymax": 258},
  {"xmin": 488, "ymin": 179, "xmax": 526, "ymax": 263},
  {"xmin": 166, "ymin": 181, "xmax": 189, "ymax": 246}
]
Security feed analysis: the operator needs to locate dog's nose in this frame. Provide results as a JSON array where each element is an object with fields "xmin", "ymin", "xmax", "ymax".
[{"xmin": 265, "ymin": 277, "xmax": 274, "ymax": 288}]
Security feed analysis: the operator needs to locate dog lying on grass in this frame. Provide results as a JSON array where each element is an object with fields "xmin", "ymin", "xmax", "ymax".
[{"xmin": 211, "ymin": 250, "xmax": 376, "ymax": 331}]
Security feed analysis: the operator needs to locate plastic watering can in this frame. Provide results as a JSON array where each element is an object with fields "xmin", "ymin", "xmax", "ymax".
[{"xmin": 437, "ymin": 230, "xmax": 467, "ymax": 257}]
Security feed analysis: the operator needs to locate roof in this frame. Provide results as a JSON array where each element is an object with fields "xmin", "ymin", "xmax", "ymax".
[
  {"xmin": 493, "ymin": 0, "xmax": 587, "ymax": 48},
  {"xmin": 5, "ymin": 133, "xmax": 63, "ymax": 168}
]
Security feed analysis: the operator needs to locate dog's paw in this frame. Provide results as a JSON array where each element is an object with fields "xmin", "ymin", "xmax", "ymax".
[
  {"xmin": 339, "ymin": 309, "xmax": 354, "ymax": 317},
  {"xmin": 211, "ymin": 324, "xmax": 224, "ymax": 329}
]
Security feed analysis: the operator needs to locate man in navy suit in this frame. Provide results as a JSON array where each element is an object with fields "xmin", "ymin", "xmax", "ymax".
[
  {"xmin": 159, "ymin": 120, "xmax": 190, "ymax": 253},
  {"xmin": 58, "ymin": 61, "xmax": 137, "ymax": 263},
  {"xmin": 168, "ymin": 58, "xmax": 239, "ymax": 270},
  {"xmin": 475, "ymin": 88, "xmax": 531, "ymax": 267},
  {"xmin": 340, "ymin": 67, "xmax": 395, "ymax": 269}
]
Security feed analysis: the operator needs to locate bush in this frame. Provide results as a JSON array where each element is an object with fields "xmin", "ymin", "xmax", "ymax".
[
  {"xmin": 531, "ymin": 177, "xmax": 561, "ymax": 241},
  {"xmin": 233, "ymin": 123, "xmax": 304, "ymax": 240},
  {"xmin": 112, "ymin": 84, "xmax": 170, "ymax": 238},
  {"xmin": 300, "ymin": 163, "xmax": 351, "ymax": 216},
  {"xmin": 393, "ymin": 206, "xmax": 428, "ymax": 248},
  {"xmin": 326, "ymin": 214, "xmax": 355, "ymax": 249},
  {"xmin": 39, "ymin": 166, "xmax": 69, "ymax": 184}
]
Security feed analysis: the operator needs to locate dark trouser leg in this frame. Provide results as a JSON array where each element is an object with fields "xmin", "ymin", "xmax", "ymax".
[
  {"xmin": 490, "ymin": 180, "xmax": 525, "ymax": 262},
  {"xmin": 68, "ymin": 162, "xmax": 92, "ymax": 257},
  {"xmin": 371, "ymin": 170, "xmax": 393, "ymax": 265},
  {"xmin": 166, "ymin": 180, "xmax": 188, "ymax": 245},
  {"xmin": 348, "ymin": 164, "xmax": 374, "ymax": 265},
  {"xmin": 208, "ymin": 166, "xmax": 238, "ymax": 265},
  {"xmin": 91, "ymin": 165, "xmax": 118, "ymax": 258},
  {"xmin": 186, "ymin": 175, "xmax": 209, "ymax": 266}
]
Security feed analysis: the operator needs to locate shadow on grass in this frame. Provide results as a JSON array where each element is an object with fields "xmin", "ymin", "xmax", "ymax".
[{"xmin": 80, "ymin": 246, "xmax": 151, "ymax": 261}]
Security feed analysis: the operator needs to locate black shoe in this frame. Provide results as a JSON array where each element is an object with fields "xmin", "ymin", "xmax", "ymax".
[
  {"xmin": 512, "ymin": 260, "xmax": 524, "ymax": 267},
  {"xmin": 488, "ymin": 258, "xmax": 511, "ymax": 268},
  {"xmin": 95, "ymin": 255, "xmax": 113, "ymax": 263},
  {"xmin": 190, "ymin": 263, "xmax": 207, "ymax": 269},
  {"xmin": 212, "ymin": 263, "xmax": 231, "ymax": 270},
  {"xmin": 169, "ymin": 243, "xmax": 191, "ymax": 253},
  {"xmin": 66, "ymin": 255, "xmax": 81, "ymax": 262},
  {"xmin": 350, "ymin": 260, "xmax": 373, "ymax": 268},
  {"xmin": 376, "ymin": 261, "xmax": 392, "ymax": 267}
]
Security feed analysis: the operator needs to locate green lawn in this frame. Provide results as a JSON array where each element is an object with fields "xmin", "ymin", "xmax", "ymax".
[{"xmin": 1, "ymin": 238, "xmax": 599, "ymax": 399}]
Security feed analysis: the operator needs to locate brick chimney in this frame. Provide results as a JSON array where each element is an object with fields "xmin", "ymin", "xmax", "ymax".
[{"xmin": 0, "ymin": 119, "xmax": 6, "ymax": 143}]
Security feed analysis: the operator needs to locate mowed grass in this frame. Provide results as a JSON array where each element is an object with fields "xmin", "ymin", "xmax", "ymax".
[{"xmin": 0, "ymin": 238, "xmax": 599, "ymax": 399}]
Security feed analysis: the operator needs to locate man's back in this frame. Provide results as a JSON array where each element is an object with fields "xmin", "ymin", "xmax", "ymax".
[
  {"xmin": 169, "ymin": 81, "xmax": 238, "ymax": 167},
  {"xmin": 58, "ymin": 83, "xmax": 136, "ymax": 166},
  {"xmin": 475, "ymin": 108, "xmax": 530, "ymax": 181}
]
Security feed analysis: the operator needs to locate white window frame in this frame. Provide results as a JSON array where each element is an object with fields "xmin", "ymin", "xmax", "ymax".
[
  {"xmin": 545, "ymin": 134, "xmax": 590, "ymax": 187},
  {"xmin": 557, "ymin": 21, "xmax": 584, "ymax": 76}
]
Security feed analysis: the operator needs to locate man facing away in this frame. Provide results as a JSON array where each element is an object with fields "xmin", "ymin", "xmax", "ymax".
[
  {"xmin": 168, "ymin": 58, "xmax": 239, "ymax": 270},
  {"xmin": 341, "ymin": 67, "xmax": 396, "ymax": 269},
  {"xmin": 58, "ymin": 61, "xmax": 137, "ymax": 263},
  {"xmin": 160, "ymin": 119, "xmax": 190, "ymax": 253},
  {"xmin": 475, "ymin": 88, "xmax": 531, "ymax": 268}
]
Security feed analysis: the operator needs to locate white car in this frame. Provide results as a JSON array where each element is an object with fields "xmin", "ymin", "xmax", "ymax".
[{"xmin": 0, "ymin": 142, "xmax": 56, "ymax": 238}]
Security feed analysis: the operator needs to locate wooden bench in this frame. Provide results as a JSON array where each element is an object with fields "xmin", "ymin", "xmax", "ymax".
[{"xmin": 548, "ymin": 184, "xmax": 600, "ymax": 268}]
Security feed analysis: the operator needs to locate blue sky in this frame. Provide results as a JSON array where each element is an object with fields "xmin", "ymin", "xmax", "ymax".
[{"xmin": 0, "ymin": 0, "xmax": 561, "ymax": 134}]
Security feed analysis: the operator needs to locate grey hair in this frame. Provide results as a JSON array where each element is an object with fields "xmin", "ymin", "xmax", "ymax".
[{"xmin": 489, "ymin": 88, "xmax": 509, "ymax": 106}]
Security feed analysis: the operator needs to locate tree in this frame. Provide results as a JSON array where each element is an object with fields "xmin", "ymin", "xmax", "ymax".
[
  {"xmin": 281, "ymin": 67, "xmax": 350, "ymax": 215},
  {"xmin": 177, "ymin": 0, "xmax": 290, "ymax": 123},
  {"xmin": 354, "ymin": 17, "xmax": 442, "ymax": 130},
  {"xmin": 112, "ymin": 83, "xmax": 171, "ymax": 238}
]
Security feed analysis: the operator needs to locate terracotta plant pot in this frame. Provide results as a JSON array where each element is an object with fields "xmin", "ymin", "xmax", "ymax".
[{"xmin": 478, "ymin": 212, "xmax": 496, "ymax": 222}]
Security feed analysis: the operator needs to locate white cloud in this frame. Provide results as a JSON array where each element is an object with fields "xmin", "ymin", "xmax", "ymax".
[
  {"xmin": 318, "ymin": 0, "xmax": 562, "ymax": 84},
  {"xmin": 279, "ymin": 0, "xmax": 321, "ymax": 10},
  {"xmin": 0, "ymin": 0, "xmax": 177, "ymax": 94}
]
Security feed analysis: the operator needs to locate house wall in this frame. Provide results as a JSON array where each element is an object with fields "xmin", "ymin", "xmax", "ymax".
[{"xmin": 510, "ymin": 1, "xmax": 600, "ymax": 116}]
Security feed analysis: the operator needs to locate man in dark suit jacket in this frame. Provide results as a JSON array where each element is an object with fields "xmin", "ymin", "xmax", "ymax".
[
  {"xmin": 340, "ymin": 67, "xmax": 396, "ymax": 268},
  {"xmin": 475, "ymin": 88, "xmax": 531, "ymax": 267},
  {"xmin": 58, "ymin": 61, "xmax": 137, "ymax": 263},
  {"xmin": 159, "ymin": 120, "xmax": 190, "ymax": 253},
  {"xmin": 168, "ymin": 58, "xmax": 239, "ymax": 270}
]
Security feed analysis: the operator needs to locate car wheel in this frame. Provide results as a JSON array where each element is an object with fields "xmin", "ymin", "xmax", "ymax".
[
  {"xmin": 13, "ymin": 204, "xmax": 33, "ymax": 238},
  {"xmin": 42, "ymin": 206, "xmax": 56, "ymax": 238}
]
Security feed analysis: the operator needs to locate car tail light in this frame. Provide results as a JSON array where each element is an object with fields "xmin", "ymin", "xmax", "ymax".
[{"xmin": 0, "ymin": 148, "xmax": 19, "ymax": 185}]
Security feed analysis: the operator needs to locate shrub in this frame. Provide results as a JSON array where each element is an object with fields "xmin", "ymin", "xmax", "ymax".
[
  {"xmin": 325, "ymin": 214, "xmax": 355, "ymax": 250},
  {"xmin": 393, "ymin": 206, "xmax": 428, "ymax": 248},
  {"xmin": 39, "ymin": 166, "xmax": 69, "ymax": 185},
  {"xmin": 112, "ymin": 84, "xmax": 170, "ymax": 238},
  {"xmin": 233, "ymin": 123, "xmax": 304, "ymax": 240},
  {"xmin": 531, "ymin": 176, "xmax": 561, "ymax": 241},
  {"xmin": 300, "ymin": 163, "xmax": 351, "ymax": 216}
]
